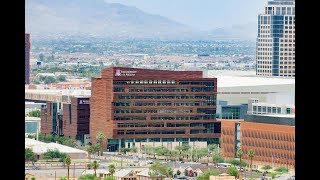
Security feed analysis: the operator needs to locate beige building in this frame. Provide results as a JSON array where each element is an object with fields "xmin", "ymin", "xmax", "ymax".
[{"xmin": 256, "ymin": 0, "xmax": 295, "ymax": 77}]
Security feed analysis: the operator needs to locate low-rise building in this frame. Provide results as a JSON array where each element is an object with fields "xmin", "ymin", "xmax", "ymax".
[
  {"xmin": 25, "ymin": 138, "xmax": 87, "ymax": 159},
  {"xmin": 113, "ymin": 169, "xmax": 138, "ymax": 180}
]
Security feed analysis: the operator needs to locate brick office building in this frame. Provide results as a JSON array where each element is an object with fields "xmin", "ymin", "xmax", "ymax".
[
  {"xmin": 221, "ymin": 118, "xmax": 295, "ymax": 169},
  {"xmin": 90, "ymin": 67, "xmax": 220, "ymax": 151},
  {"xmin": 40, "ymin": 97, "xmax": 90, "ymax": 144}
]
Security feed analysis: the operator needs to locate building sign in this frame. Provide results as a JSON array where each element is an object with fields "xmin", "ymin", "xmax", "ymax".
[
  {"xmin": 78, "ymin": 99, "xmax": 90, "ymax": 105},
  {"xmin": 115, "ymin": 69, "xmax": 137, "ymax": 77}
]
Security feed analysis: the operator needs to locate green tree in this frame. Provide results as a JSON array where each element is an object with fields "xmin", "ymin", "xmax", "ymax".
[
  {"xmin": 27, "ymin": 110, "xmax": 41, "ymax": 117},
  {"xmin": 227, "ymin": 159, "xmax": 240, "ymax": 167},
  {"xmin": 130, "ymin": 146, "xmax": 137, "ymax": 153},
  {"xmin": 237, "ymin": 148, "xmax": 244, "ymax": 170},
  {"xmin": 247, "ymin": 149, "xmax": 255, "ymax": 179},
  {"xmin": 167, "ymin": 168, "xmax": 173, "ymax": 178},
  {"xmin": 226, "ymin": 167, "xmax": 238, "ymax": 177},
  {"xmin": 59, "ymin": 153, "xmax": 68, "ymax": 164},
  {"xmin": 60, "ymin": 177, "xmax": 67, "ymax": 180},
  {"xmin": 92, "ymin": 160, "xmax": 99, "ymax": 177},
  {"xmin": 87, "ymin": 163, "xmax": 92, "ymax": 169},
  {"xmin": 196, "ymin": 170, "xmax": 220, "ymax": 180},
  {"xmin": 262, "ymin": 165, "xmax": 272, "ymax": 172},
  {"xmin": 57, "ymin": 75, "xmax": 67, "ymax": 82},
  {"xmin": 269, "ymin": 172, "xmax": 278, "ymax": 179},
  {"xmin": 43, "ymin": 149, "xmax": 61, "ymax": 161},
  {"xmin": 120, "ymin": 147, "xmax": 131, "ymax": 154},
  {"xmin": 149, "ymin": 161, "xmax": 171, "ymax": 179},
  {"xmin": 78, "ymin": 174, "xmax": 100, "ymax": 180},
  {"xmin": 43, "ymin": 76, "xmax": 57, "ymax": 84},
  {"xmin": 31, "ymin": 177, "xmax": 36, "ymax": 180},
  {"xmin": 64, "ymin": 156, "xmax": 71, "ymax": 180},
  {"xmin": 108, "ymin": 164, "xmax": 116, "ymax": 177},
  {"xmin": 212, "ymin": 154, "xmax": 224, "ymax": 164},
  {"xmin": 87, "ymin": 146, "xmax": 94, "ymax": 162},
  {"xmin": 96, "ymin": 132, "xmax": 106, "ymax": 156},
  {"xmin": 176, "ymin": 170, "xmax": 181, "ymax": 175},
  {"xmin": 25, "ymin": 148, "xmax": 37, "ymax": 166},
  {"xmin": 184, "ymin": 169, "xmax": 188, "ymax": 176}
]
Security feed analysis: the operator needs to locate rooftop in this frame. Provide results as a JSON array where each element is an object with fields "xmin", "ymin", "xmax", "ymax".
[
  {"xmin": 212, "ymin": 75, "xmax": 295, "ymax": 88},
  {"xmin": 113, "ymin": 169, "xmax": 134, "ymax": 178},
  {"xmin": 25, "ymin": 138, "xmax": 87, "ymax": 154},
  {"xmin": 25, "ymin": 117, "xmax": 41, "ymax": 121}
]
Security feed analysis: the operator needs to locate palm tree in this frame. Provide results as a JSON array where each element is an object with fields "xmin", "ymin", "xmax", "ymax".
[
  {"xmin": 237, "ymin": 148, "xmax": 244, "ymax": 170},
  {"xmin": 108, "ymin": 164, "xmax": 116, "ymax": 177},
  {"xmin": 86, "ymin": 146, "xmax": 94, "ymax": 162},
  {"xmin": 64, "ymin": 156, "xmax": 71, "ymax": 180},
  {"xmin": 92, "ymin": 160, "xmax": 99, "ymax": 177},
  {"xmin": 96, "ymin": 132, "xmax": 106, "ymax": 156},
  {"xmin": 247, "ymin": 149, "xmax": 255, "ymax": 179}
]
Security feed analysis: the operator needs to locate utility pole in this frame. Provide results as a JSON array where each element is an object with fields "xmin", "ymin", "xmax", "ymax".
[{"xmin": 55, "ymin": 171, "xmax": 56, "ymax": 180}]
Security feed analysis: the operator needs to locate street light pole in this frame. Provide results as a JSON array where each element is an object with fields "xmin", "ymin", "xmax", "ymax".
[{"xmin": 73, "ymin": 162, "xmax": 75, "ymax": 179}]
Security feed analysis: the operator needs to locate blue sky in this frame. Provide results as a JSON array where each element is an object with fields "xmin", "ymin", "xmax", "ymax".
[{"xmin": 105, "ymin": 0, "xmax": 268, "ymax": 30}]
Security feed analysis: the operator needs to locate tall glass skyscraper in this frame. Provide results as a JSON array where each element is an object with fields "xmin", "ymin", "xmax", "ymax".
[{"xmin": 256, "ymin": 0, "xmax": 295, "ymax": 77}]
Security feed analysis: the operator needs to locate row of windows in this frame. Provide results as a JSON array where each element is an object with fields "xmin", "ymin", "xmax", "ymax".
[
  {"xmin": 128, "ymin": 88, "xmax": 188, "ymax": 93},
  {"xmin": 284, "ymin": 30, "xmax": 294, "ymax": 34},
  {"xmin": 280, "ymin": 66, "xmax": 295, "ymax": 69},
  {"xmin": 190, "ymin": 129, "xmax": 214, "ymax": 134},
  {"xmin": 280, "ymin": 57, "xmax": 295, "ymax": 61},
  {"xmin": 242, "ymin": 139, "xmax": 295, "ymax": 151},
  {"xmin": 113, "ymin": 101, "xmax": 215, "ymax": 107},
  {"xmin": 114, "ymin": 116, "xmax": 146, "ymax": 121},
  {"xmin": 280, "ymin": 70, "xmax": 295, "ymax": 74},
  {"xmin": 242, "ymin": 131, "xmax": 295, "ymax": 142},
  {"xmin": 179, "ymin": 81, "xmax": 214, "ymax": 86},
  {"xmin": 253, "ymin": 106, "xmax": 282, "ymax": 114},
  {"xmin": 150, "ymin": 115, "xmax": 216, "ymax": 121},
  {"xmin": 280, "ymin": 48, "xmax": 295, "ymax": 51},
  {"xmin": 118, "ymin": 130, "xmax": 185, "ymax": 135},
  {"xmin": 280, "ymin": 39, "xmax": 295, "ymax": 42},
  {"xmin": 257, "ymin": 48, "xmax": 272, "ymax": 51},
  {"xmin": 258, "ymin": 39, "xmax": 272, "ymax": 42},
  {"xmin": 265, "ymin": 6, "xmax": 295, "ymax": 15},
  {"xmin": 280, "ymin": 43, "xmax": 294, "ymax": 47},
  {"xmin": 113, "ymin": 80, "xmax": 176, "ymax": 85},
  {"xmin": 257, "ymin": 65, "xmax": 271, "ymax": 69},
  {"xmin": 114, "ymin": 109, "xmax": 194, "ymax": 114},
  {"xmin": 117, "ymin": 95, "xmax": 216, "ymax": 100}
]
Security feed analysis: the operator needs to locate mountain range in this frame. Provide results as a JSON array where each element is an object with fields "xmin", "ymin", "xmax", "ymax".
[{"xmin": 26, "ymin": 0, "xmax": 257, "ymax": 40}]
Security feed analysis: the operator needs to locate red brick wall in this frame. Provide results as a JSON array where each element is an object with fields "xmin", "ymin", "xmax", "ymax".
[
  {"xmin": 90, "ymin": 78, "xmax": 114, "ymax": 148},
  {"xmin": 62, "ymin": 102, "xmax": 78, "ymax": 139},
  {"xmin": 40, "ymin": 102, "xmax": 52, "ymax": 135}
]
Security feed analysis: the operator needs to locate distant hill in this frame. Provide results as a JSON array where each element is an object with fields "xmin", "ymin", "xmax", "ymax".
[{"xmin": 26, "ymin": 0, "xmax": 257, "ymax": 40}]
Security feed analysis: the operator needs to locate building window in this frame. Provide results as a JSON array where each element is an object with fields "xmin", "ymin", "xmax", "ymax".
[
  {"xmin": 267, "ymin": 107, "xmax": 272, "ymax": 113},
  {"xmin": 277, "ymin": 107, "xmax": 281, "ymax": 114},
  {"xmin": 272, "ymin": 107, "xmax": 276, "ymax": 114},
  {"xmin": 286, "ymin": 108, "xmax": 291, "ymax": 114}
]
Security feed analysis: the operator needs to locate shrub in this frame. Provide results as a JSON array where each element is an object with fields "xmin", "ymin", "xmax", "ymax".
[
  {"xmin": 226, "ymin": 167, "xmax": 238, "ymax": 177},
  {"xmin": 274, "ymin": 167, "xmax": 288, "ymax": 173}
]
